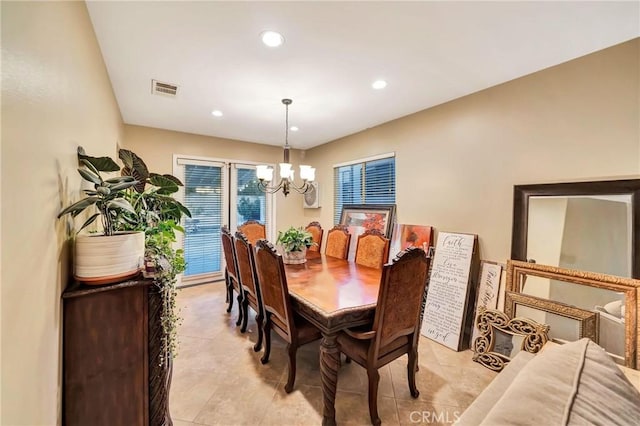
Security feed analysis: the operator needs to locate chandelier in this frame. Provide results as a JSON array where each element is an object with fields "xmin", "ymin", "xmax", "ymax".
[{"xmin": 256, "ymin": 99, "xmax": 316, "ymax": 197}]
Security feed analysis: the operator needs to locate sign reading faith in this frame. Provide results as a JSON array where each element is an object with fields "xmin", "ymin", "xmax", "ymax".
[{"xmin": 421, "ymin": 232, "xmax": 477, "ymax": 351}]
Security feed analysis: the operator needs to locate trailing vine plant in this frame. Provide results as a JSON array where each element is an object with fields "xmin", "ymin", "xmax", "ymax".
[{"xmin": 113, "ymin": 149, "xmax": 191, "ymax": 366}]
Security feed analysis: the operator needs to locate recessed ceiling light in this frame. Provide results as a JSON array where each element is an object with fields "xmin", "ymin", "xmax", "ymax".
[
  {"xmin": 372, "ymin": 80, "xmax": 387, "ymax": 90},
  {"xmin": 290, "ymin": 126, "xmax": 299, "ymax": 132},
  {"xmin": 211, "ymin": 110, "xmax": 223, "ymax": 117},
  {"xmin": 261, "ymin": 31, "xmax": 284, "ymax": 47}
]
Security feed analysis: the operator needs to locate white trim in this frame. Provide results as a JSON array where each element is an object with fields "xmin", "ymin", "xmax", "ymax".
[
  {"xmin": 332, "ymin": 152, "xmax": 395, "ymax": 168},
  {"xmin": 174, "ymin": 153, "xmax": 275, "ymax": 167}
]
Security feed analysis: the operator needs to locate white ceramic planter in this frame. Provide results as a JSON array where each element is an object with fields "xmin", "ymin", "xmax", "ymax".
[
  {"xmin": 283, "ymin": 248, "xmax": 307, "ymax": 265},
  {"xmin": 74, "ymin": 231, "xmax": 145, "ymax": 285}
]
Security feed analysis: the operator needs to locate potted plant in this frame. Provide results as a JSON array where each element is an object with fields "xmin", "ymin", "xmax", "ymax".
[
  {"xmin": 277, "ymin": 226, "xmax": 315, "ymax": 264},
  {"xmin": 113, "ymin": 149, "xmax": 190, "ymax": 364},
  {"xmin": 58, "ymin": 147, "xmax": 144, "ymax": 285}
]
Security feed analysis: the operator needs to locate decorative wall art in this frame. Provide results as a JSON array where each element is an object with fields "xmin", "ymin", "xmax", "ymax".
[
  {"xmin": 421, "ymin": 232, "xmax": 479, "ymax": 351},
  {"xmin": 339, "ymin": 204, "xmax": 396, "ymax": 261},
  {"xmin": 389, "ymin": 224, "xmax": 433, "ymax": 260},
  {"xmin": 471, "ymin": 261, "xmax": 504, "ymax": 343}
]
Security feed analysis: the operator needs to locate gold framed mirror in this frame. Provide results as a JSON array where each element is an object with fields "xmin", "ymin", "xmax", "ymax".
[
  {"xmin": 506, "ymin": 259, "xmax": 639, "ymax": 368},
  {"xmin": 472, "ymin": 307, "xmax": 549, "ymax": 372},
  {"xmin": 505, "ymin": 291, "xmax": 599, "ymax": 344}
]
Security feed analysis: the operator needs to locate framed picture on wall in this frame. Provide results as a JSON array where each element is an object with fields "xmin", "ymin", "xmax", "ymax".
[{"xmin": 339, "ymin": 204, "xmax": 396, "ymax": 261}]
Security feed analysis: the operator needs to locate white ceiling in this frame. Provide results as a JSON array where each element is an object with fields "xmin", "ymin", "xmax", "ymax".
[{"xmin": 86, "ymin": 1, "xmax": 640, "ymax": 150}]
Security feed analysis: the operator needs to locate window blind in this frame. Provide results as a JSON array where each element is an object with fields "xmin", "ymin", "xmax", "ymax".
[
  {"xmin": 182, "ymin": 163, "xmax": 225, "ymax": 277},
  {"xmin": 333, "ymin": 156, "xmax": 396, "ymax": 223}
]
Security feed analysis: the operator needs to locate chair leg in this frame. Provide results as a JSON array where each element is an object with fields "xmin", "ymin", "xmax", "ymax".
[
  {"xmin": 235, "ymin": 290, "xmax": 244, "ymax": 326},
  {"xmin": 284, "ymin": 343, "xmax": 298, "ymax": 393},
  {"xmin": 240, "ymin": 293, "xmax": 249, "ymax": 333},
  {"xmin": 260, "ymin": 315, "xmax": 272, "ymax": 364},
  {"xmin": 253, "ymin": 312, "xmax": 264, "ymax": 352},
  {"xmin": 408, "ymin": 349, "xmax": 420, "ymax": 398},
  {"xmin": 367, "ymin": 368, "xmax": 381, "ymax": 426},
  {"xmin": 225, "ymin": 275, "xmax": 233, "ymax": 313}
]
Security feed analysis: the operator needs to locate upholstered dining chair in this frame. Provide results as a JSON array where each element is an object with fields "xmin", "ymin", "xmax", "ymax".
[
  {"xmin": 238, "ymin": 220, "xmax": 266, "ymax": 245},
  {"xmin": 337, "ymin": 247, "xmax": 430, "ymax": 426},
  {"xmin": 304, "ymin": 221, "xmax": 324, "ymax": 252},
  {"xmin": 324, "ymin": 224, "xmax": 351, "ymax": 259},
  {"xmin": 221, "ymin": 226, "xmax": 243, "ymax": 326},
  {"xmin": 254, "ymin": 239, "xmax": 322, "ymax": 393},
  {"xmin": 234, "ymin": 231, "xmax": 264, "ymax": 351},
  {"xmin": 354, "ymin": 229, "xmax": 390, "ymax": 269}
]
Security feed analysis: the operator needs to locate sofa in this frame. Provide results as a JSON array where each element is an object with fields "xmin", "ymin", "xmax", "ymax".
[{"xmin": 456, "ymin": 338, "xmax": 640, "ymax": 425}]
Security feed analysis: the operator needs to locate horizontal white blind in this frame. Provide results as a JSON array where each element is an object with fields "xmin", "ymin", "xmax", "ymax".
[
  {"xmin": 333, "ymin": 156, "xmax": 396, "ymax": 223},
  {"xmin": 182, "ymin": 163, "xmax": 225, "ymax": 277}
]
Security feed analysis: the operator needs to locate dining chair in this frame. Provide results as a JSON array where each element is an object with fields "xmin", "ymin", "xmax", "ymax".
[
  {"xmin": 221, "ymin": 226, "xmax": 243, "ymax": 326},
  {"xmin": 238, "ymin": 220, "xmax": 266, "ymax": 245},
  {"xmin": 324, "ymin": 224, "xmax": 351, "ymax": 259},
  {"xmin": 336, "ymin": 247, "xmax": 430, "ymax": 426},
  {"xmin": 304, "ymin": 221, "xmax": 323, "ymax": 252},
  {"xmin": 254, "ymin": 239, "xmax": 322, "ymax": 393},
  {"xmin": 354, "ymin": 229, "xmax": 390, "ymax": 269},
  {"xmin": 234, "ymin": 231, "xmax": 264, "ymax": 351}
]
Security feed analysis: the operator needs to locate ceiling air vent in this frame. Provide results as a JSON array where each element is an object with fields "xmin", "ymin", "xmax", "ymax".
[{"xmin": 151, "ymin": 79, "xmax": 178, "ymax": 97}]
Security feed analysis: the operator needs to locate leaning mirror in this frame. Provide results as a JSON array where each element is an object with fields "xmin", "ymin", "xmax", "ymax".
[
  {"xmin": 506, "ymin": 260, "xmax": 640, "ymax": 368},
  {"xmin": 472, "ymin": 307, "xmax": 549, "ymax": 372},
  {"xmin": 511, "ymin": 179, "xmax": 640, "ymax": 278}
]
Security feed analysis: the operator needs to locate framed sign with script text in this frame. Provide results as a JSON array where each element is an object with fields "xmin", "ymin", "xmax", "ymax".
[
  {"xmin": 421, "ymin": 232, "xmax": 478, "ymax": 351},
  {"xmin": 471, "ymin": 261, "xmax": 504, "ymax": 344}
]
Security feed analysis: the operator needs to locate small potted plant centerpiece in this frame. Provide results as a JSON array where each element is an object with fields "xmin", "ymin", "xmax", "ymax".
[{"xmin": 277, "ymin": 226, "xmax": 315, "ymax": 264}]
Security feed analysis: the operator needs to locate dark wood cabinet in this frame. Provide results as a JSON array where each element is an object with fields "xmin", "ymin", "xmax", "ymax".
[{"xmin": 63, "ymin": 279, "xmax": 153, "ymax": 426}]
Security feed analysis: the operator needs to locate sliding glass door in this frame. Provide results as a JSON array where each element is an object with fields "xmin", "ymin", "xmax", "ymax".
[
  {"xmin": 175, "ymin": 158, "xmax": 229, "ymax": 285},
  {"xmin": 230, "ymin": 164, "xmax": 274, "ymax": 240},
  {"xmin": 175, "ymin": 158, "xmax": 274, "ymax": 286}
]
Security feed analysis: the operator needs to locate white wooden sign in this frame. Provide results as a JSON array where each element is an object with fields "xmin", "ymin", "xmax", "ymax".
[
  {"xmin": 421, "ymin": 232, "xmax": 476, "ymax": 350},
  {"xmin": 471, "ymin": 261, "xmax": 504, "ymax": 345}
]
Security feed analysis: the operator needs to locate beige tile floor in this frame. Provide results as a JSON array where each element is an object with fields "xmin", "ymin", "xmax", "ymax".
[{"xmin": 170, "ymin": 283, "xmax": 497, "ymax": 426}]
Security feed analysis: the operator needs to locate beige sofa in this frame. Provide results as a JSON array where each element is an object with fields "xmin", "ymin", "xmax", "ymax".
[{"xmin": 457, "ymin": 339, "xmax": 640, "ymax": 425}]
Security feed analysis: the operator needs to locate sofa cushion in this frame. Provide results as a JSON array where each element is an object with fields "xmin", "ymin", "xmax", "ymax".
[
  {"xmin": 479, "ymin": 338, "xmax": 640, "ymax": 426},
  {"xmin": 455, "ymin": 351, "xmax": 535, "ymax": 426}
]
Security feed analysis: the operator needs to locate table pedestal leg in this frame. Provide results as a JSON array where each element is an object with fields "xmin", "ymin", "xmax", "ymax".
[{"xmin": 320, "ymin": 333, "xmax": 340, "ymax": 426}]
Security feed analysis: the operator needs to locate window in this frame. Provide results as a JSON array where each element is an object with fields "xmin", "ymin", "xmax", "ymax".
[{"xmin": 333, "ymin": 154, "xmax": 396, "ymax": 223}]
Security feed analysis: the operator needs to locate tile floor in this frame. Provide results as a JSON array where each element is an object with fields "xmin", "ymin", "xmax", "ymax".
[{"xmin": 170, "ymin": 283, "xmax": 497, "ymax": 426}]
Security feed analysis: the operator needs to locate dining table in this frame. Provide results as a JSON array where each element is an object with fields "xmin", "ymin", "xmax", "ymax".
[{"xmin": 284, "ymin": 251, "xmax": 383, "ymax": 426}]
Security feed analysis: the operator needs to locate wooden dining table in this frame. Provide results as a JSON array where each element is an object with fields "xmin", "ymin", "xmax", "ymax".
[{"xmin": 284, "ymin": 251, "xmax": 382, "ymax": 426}]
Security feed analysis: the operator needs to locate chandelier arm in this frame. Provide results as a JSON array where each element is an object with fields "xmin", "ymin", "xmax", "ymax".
[{"xmin": 257, "ymin": 179, "xmax": 286, "ymax": 194}]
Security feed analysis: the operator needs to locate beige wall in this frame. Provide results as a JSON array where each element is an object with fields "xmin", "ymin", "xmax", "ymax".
[
  {"xmin": 122, "ymin": 125, "xmax": 306, "ymax": 232},
  {"xmin": 1, "ymin": 2, "xmax": 123, "ymax": 424},
  {"xmin": 305, "ymin": 38, "xmax": 640, "ymax": 263}
]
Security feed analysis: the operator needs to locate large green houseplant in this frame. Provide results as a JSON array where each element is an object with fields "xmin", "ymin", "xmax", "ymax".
[
  {"xmin": 58, "ymin": 147, "xmax": 144, "ymax": 284},
  {"xmin": 276, "ymin": 226, "xmax": 315, "ymax": 264},
  {"xmin": 114, "ymin": 149, "xmax": 191, "ymax": 365}
]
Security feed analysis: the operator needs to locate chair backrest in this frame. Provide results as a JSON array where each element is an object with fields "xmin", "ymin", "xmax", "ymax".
[
  {"xmin": 234, "ymin": 231, "xmax": 260, "ymax": 299},
  {"xmin": 355, "ymin": 229, "xmax": 390, "ymax": 269},
  {"xmin": 305, "ymin": 221, "xmax": 324, "ymax": 252},
  {"xmin": 325, "ymin": 225, "xmax": 351, "ymax": 259},
  {"xmin": 221, "ymin": 226, "xmax": 239, "ymax": 281},
  {"xmin": 372, "ymin": 247, "xmax": 429, "ymax": 351},
  {"xmin": 254, "ymin": 239, "xmax": 295, "ymax": 340},
  {"xmin": 238, "ymin": 220, "xmax": 266, "ymax": 245}
]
